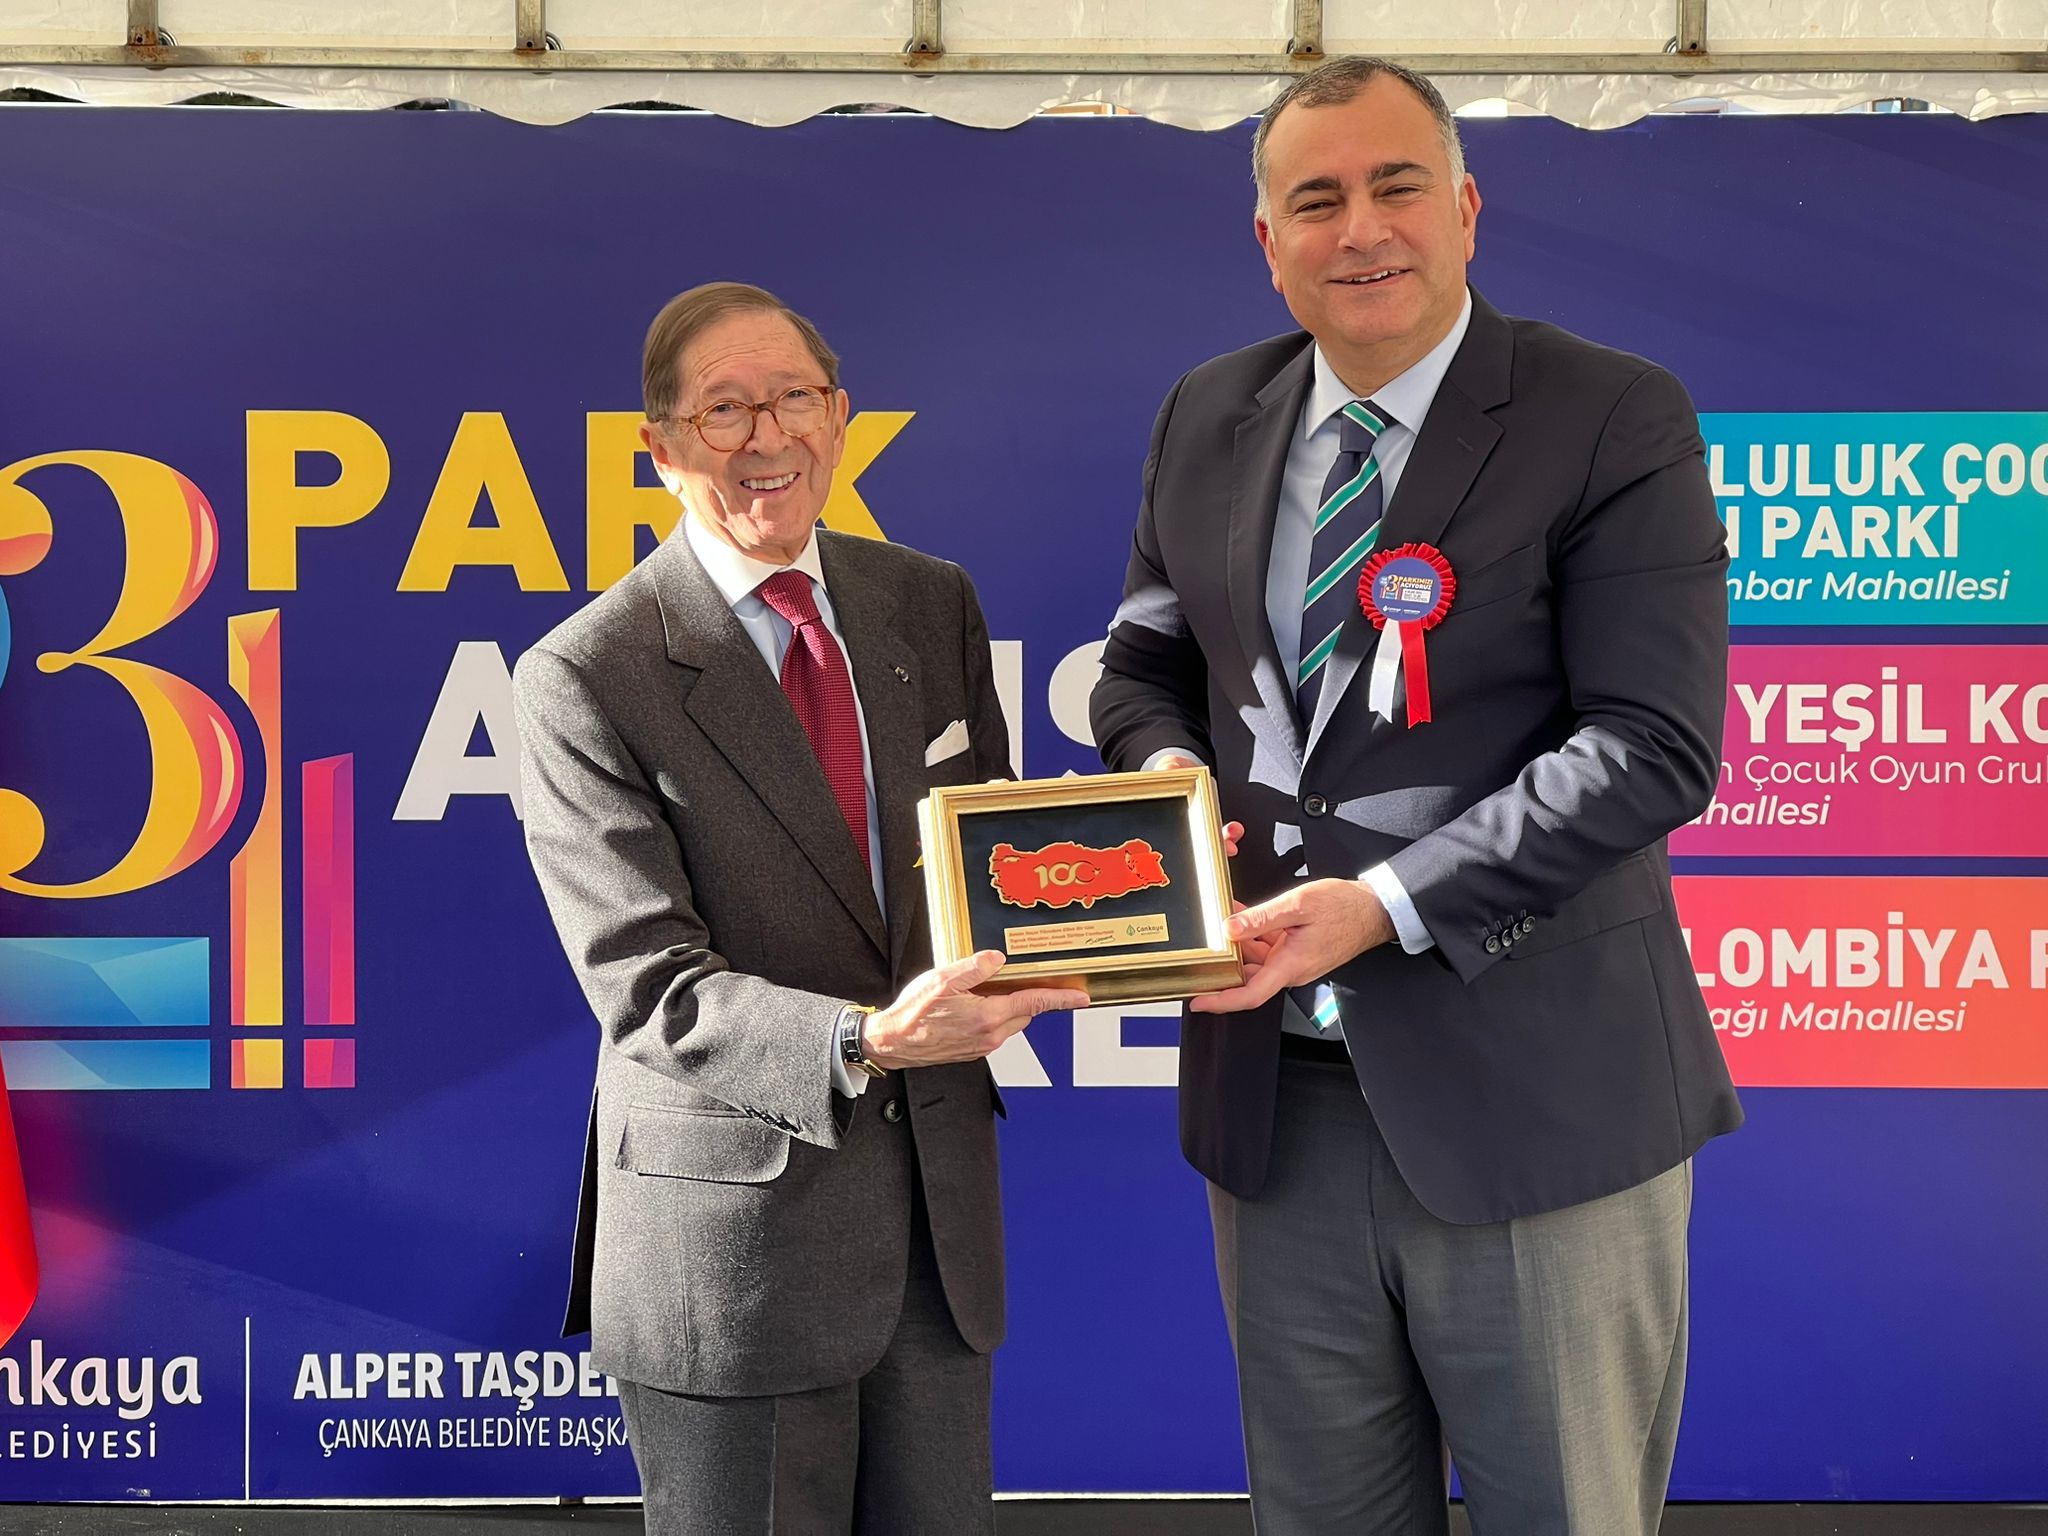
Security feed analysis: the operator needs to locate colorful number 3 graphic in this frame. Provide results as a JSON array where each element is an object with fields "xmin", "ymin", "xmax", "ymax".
[{"xmin": 0, "ymin": 451, "xmax": 245, "ymax": 898}]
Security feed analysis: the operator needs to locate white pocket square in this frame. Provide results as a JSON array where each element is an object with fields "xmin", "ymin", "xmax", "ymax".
[{"xmin": 924, "ymin": 719, "xmax": 970, "ymax": 766}]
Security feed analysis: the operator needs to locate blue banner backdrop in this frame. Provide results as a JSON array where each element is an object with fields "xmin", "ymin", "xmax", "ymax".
[{"xmin": 0, "ymin": 104, "xmax": 2044, "ymax": 1500}]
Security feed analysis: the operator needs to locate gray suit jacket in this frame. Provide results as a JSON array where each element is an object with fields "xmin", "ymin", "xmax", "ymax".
[
  {"xmin": 1092, "ymin": 290, "xmax": 1743, "ymax": 1222},
  {"xmin": 515, "ymin": 528, "xmax": 1012, "ymax": 1398}
]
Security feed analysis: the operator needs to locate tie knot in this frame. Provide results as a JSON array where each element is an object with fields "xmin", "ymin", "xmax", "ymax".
[
  {"xmin": 757, "ymin": 568, "xmax": 821, "ymax": 627},
  {"xmin": 1338, "ymin": 398, "xmax": 1390, "ymax": 452}
]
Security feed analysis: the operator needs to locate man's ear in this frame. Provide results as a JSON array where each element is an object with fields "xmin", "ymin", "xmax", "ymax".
[
  {"xmin": 640, "ymin": 419, "xmax": 682, "ymax": 495},
  {"xmin": 1255, "ymin": 213, "xmax": 1282, "ymax": 294},
  {"xmin": 818, "ymin": 387, "xmax": 850, "ymax": 473}
]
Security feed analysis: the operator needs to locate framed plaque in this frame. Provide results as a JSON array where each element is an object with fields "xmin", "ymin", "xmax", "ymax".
[{"xmin": 918, "ymin": 767, "xmax": 1242, "ymax": 1006}]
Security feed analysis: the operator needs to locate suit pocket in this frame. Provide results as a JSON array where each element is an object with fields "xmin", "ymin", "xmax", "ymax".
[
  {"xmin": 615, "ymin": 1103, "xmax": 791, "ymax": 1184},
  {"xmin": 1449, "ymin": 542, "xmax": 1539, "ymax": 617},
  {"xmin": 1508, "ymin": 851, "xmax": 1666, "ymax": 960}
]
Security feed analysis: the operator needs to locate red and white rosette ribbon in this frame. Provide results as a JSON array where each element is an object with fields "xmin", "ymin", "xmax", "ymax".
[{"xmin": 1357, "ymin": 542, "xmax": 1456, "ymax": 727}]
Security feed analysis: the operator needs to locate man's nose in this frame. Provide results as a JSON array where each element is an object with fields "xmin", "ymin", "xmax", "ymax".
[
  {"xmin": 1337, "ymin": 198, "xmax": 1390, "ymax": 253},
  {"xmin": 743, "ymin": 405, "xmax": 792, "ymax": 453}
]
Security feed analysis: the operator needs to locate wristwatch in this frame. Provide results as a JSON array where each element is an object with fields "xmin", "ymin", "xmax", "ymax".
[{"xmin": 836, "ymin": 1004, "xmax": 887, "ymax": 1079}]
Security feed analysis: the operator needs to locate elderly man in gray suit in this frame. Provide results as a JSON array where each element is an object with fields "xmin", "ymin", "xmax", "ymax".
[
  {"xmin": 1091, "ymin": 59, "xmax": 1742, "ymax": 1533},
  {"xmin": 515, "ymin": 281, "xmax": 1085, "ymax": 1534}
]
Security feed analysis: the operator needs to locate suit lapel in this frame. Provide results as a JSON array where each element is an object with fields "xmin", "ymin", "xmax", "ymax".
[
  {"xmin": 1306, "ymin": 293, "xmax": 1512, "ymax": 757},
  {"xmin": 650, "ymin": 536, "xmax": 887, "ymax": 956},
  {"xmin": 1230, "ymin": 341, "xmax": 1317, "ymax": 769},
  {"xmin": 819, "ymin": 536, "xmax": 929, "ymax": 985}
]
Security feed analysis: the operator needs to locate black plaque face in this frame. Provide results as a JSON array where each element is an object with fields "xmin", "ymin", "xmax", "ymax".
[{"xmin": 954, "ymin": 796, "xmax": 1204, "ymax": 965}]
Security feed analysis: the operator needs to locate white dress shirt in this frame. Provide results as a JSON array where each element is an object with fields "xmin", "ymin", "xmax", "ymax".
[{"xmin": 683, "ymin": 514, "xmax": 881, "ymax": 1097}]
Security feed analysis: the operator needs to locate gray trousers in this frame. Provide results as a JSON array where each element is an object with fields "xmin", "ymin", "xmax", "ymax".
[
  {"xmin": 1211, "ymin": 1054, "xmax": 1691, "ymax": 1536},
  {"xmin": 616, "ymin": 1183, "xmax": 994, "ymax": 1536}
]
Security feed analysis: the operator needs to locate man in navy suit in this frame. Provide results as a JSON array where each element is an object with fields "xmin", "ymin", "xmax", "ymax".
[{"xmin": 1092, "ymin": 58, "xmax": 1741, "ymax": 1533}]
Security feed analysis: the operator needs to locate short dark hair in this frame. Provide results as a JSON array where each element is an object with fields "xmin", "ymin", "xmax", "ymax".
[
  {"xmin": 1252, "ymin": 56, "xmax": 1466, "ymax": 214},
  {"xmin": 641, "ymin": 281, "xmax": 841, "ymax": 423}
]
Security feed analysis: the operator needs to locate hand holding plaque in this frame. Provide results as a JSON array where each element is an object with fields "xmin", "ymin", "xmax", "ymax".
[
  {"xmin": 918, "ymin": 767, "xmax": 1243, "ymax": 1006},
  {"xmin": 863, "ymin": 950, "xmax": 1090, "ymax": 1068}
]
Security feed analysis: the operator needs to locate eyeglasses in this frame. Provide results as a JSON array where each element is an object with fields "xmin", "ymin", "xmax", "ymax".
[{"xmin": 666, "ymin": 384, "xmax": 835, "ymax": 452}]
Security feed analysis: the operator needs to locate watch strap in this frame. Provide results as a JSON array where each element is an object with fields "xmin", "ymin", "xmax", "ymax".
[{"xmin": 836, "ymin": 1004, "xmax": 886, "ymax": 1079}]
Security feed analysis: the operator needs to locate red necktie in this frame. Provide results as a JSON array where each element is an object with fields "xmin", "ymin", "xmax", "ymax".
[{"xmin": 756, "ymin": 569, "xmax": 871, "ymax": 871}]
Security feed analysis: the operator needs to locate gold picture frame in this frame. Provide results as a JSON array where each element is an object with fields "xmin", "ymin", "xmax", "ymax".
[{"xmin": 918, "ymin": 767, "xmax": 1242, "ymax": 1006}]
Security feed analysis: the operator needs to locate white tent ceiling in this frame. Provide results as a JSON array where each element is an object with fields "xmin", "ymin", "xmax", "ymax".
[{"xmin": 1, "ymin": 1, "xmax": 2043, "ymax": 126}]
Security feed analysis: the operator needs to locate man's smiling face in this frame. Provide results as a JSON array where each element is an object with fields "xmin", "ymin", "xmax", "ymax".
[
  {"xmin": 1255, "ymin": 75, "xmax": 1481, "ymax": 390},
  {"xmin": 644, "ymin": 309, "xmax": 849, "ymax": 566}
]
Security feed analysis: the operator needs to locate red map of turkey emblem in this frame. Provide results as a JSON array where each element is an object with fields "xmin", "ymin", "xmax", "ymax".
[{"xmin": 989, "ymin": 839, "xmax": 1170, "ymax": 910}]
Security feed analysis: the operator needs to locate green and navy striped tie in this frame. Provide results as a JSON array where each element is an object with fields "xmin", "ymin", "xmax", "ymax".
[
  {"xmin": 1296, "ymin": 399, "xmax": 1388, "ymax": 724},
  {"xmin": 1295, "ymin": 399, "xmax": 1388, "ymax": 1035}
]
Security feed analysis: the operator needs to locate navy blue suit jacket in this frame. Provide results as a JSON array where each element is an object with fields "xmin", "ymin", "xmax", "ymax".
[{"xmin": 1091, "ymin": 291, "xmax": 1743, "ymax": 1220}]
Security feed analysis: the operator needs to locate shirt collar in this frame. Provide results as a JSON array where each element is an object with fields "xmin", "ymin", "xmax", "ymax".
[
  {"xmin": 682, "ymin": 512, "xmax": 828, "ymax": 610},
  {"xmin": 1304, "ymin": 287, "xmax": 1475, "ymax": 443}
]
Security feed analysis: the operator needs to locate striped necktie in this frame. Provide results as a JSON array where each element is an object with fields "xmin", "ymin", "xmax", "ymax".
[
  {"xmin": 1293, "ymin": 399, "xmax": 1388, "ymax": 1036},
  {"xmin": 1296, "ymin": 399, "xmax": 1389, "ymax": 724}
]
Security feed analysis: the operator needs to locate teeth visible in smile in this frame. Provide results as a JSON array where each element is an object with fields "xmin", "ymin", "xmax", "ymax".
[
  {"xmin": 1339, "ymin": 269, "xmax": 1402, "ymax": 284},
  {"xmin": 741, "ymin": 473, "xmax": 798, "ymax": 490}
]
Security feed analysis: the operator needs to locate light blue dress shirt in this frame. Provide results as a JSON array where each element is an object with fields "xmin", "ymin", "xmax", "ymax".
[
  {"xmin": 683, "ymin": 515, "xmax": 882, "ymax": 1096},
  {"xmin": 1147, "ymin": 292, "xmax": 1473, "ymax": 1041},
  {"xmin": 1265, "ymin": 295, "xmax": 1473, "ymax": 1036}
]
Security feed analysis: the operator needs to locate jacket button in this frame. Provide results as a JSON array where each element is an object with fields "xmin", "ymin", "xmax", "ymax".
[
  {"xmin": 881, "ymin": 1099, "xmax": 904, "ymax": 1123},
  {"xmin": 1520, "ymin": 917, "xmax": 1535, "ymax": 936},
  {"xmin": 1484, "ymin": 935, "xmax": 1501, "ymax": 954},
  {"xmin": 1303, "ymin": 794, "xmax": 1329, "ymax": 817}
]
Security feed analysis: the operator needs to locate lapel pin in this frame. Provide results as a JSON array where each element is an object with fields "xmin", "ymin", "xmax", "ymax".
[{"xmin": 894, "ymin": 665, "xmax": 911, "ymax": 683}]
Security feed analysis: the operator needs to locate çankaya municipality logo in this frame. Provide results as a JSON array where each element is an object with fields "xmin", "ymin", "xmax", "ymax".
[{"xmin": 0, "ymin": 1340, "xmax": 202, "ymax": 1418}]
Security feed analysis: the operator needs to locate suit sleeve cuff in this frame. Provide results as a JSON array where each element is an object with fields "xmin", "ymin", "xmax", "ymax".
[{"xmin": 1362, "ymin": 862, "xmax": 1435, "ymax": 954}]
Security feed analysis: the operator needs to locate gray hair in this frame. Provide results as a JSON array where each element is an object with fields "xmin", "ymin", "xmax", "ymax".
[
  {"xmin": 1252, "ymin": 56, "xmax": 1467, "ymax": 216},
  {"xmin": 642, "ymin": 281, "xmax": 841, "ymax": 425}
]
